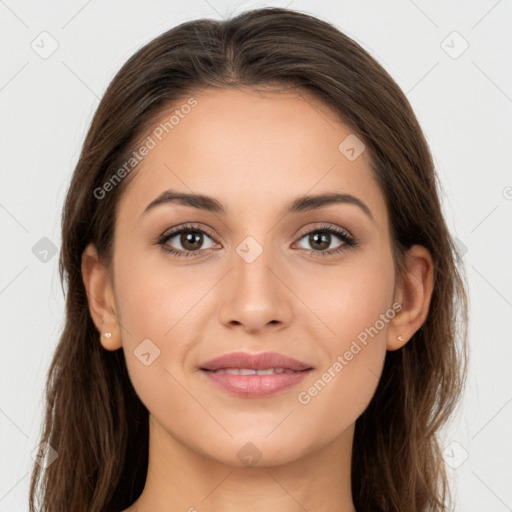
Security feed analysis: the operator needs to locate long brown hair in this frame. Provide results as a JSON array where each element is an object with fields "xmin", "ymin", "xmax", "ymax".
[{"xmin": 29, "ymin": 7, "xmax": 469, "ymax": 511}]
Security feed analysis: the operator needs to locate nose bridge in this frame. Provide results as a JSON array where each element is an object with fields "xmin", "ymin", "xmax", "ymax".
[
  {"xmin": 217, "ymin": 233, "xmax": 292, "ymax": 330},
  {"xmin": 232, "ymin": 233, "xmax": 280, "ymax": 295}
]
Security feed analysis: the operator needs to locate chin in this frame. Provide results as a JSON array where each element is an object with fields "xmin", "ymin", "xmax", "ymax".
[{"xmin": 202, "ymin": 436, "xmax": 309, "ymax": 469}]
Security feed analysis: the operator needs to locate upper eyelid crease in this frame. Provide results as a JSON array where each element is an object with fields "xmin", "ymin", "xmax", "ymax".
[{"xmin": 160, "ymin": 222, "xmax": 352, "ymax": 241}]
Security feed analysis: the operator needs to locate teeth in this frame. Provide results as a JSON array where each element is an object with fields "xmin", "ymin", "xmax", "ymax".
[{"xmin": 210, "ymin": 367, "xmax": 296, "ymax": 375}]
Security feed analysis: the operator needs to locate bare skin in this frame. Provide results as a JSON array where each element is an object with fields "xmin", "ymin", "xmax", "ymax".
[{"xmin": 82, "ymin": 86, "xmax": 434, "ymax": 512}]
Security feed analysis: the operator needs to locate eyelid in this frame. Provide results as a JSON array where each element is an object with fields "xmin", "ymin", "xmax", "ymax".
[
  {"xmin": 295, "ymin": 223, "xmax": 353, "ymax": 240},
  {"xmin": 159, "ymin": 222, "xmax": 352, "ymax": 244},
  {"xmin": 159, "ymin": 222, "xmax": 219, "ymax": 242},
  {"xmin": 156, "ymin": 221, "xmax": 358, "ymax": 256}
]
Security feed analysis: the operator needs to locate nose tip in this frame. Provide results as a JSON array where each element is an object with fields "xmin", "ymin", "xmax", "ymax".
[{"xmin": 218, "ymin": 258, "xmax": 293, "ymax": 333}]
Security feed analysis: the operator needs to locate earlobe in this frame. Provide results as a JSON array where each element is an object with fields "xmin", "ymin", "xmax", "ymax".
[
  {"xmin": 81, "ymin": 243, "xmax": 122, "ymax": 351},
  {"xmin": 386, "ymin": 245, "xmax": 434, "ymax": 351}
]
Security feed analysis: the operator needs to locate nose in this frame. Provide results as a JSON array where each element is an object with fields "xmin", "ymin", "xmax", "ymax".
[{"xmin": 218, "ymin": 244, "xmax": 294, "ymax": 334}]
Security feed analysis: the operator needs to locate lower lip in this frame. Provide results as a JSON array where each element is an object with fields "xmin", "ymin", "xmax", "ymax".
[{"xmin": 200, "ymin": 369, "xmax": 312, "ymax": 398}]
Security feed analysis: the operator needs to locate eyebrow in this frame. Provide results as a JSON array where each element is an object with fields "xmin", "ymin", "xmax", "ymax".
[{"xmin": 141, "ymin": 189, "xmax": 375, "ymax": 223}]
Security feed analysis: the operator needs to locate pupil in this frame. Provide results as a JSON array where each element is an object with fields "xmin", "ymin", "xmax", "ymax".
[
  {"xmin": 311, "ymin": 232, "xmax": 329, "ymax": 250},
  {"xmin": 182, "ymin": 232, "xmax": 202, "ymax": 250}
]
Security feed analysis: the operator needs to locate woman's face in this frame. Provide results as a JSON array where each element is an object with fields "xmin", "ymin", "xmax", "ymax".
[{"xmin": 108, "ymin": 87, "xmax": 399, "ymax": 466}]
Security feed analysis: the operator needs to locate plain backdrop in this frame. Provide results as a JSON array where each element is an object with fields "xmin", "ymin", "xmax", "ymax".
[{"xmin": 1, "ymin": 1, "xmax": 511, "ymax": 510}]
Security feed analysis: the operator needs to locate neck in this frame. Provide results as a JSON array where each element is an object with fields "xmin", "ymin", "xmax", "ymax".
[{"xmin": 126, "ymin": 415, "xmax": 357, "ymax": 512}]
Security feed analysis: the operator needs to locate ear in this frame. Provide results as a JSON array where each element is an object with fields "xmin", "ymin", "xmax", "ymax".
[
  {"xmin": 81, "ymin": 242, "xmax": 122, "ymax": 351},
  {"xmin": 387, "ymin": 244, "xmax": 434, "ymax": 351}
]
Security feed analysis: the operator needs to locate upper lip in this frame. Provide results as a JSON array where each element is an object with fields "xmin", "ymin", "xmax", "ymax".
[{"xmin": 199, "ymin": 351, "xmax": 313, "ymax": 371}]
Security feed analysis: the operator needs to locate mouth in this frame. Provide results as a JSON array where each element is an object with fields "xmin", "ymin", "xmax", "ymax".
[
  {"xmin": 203, "ymin": 367, "xmax": 307, "ymax": 375},
  {"xmin": 199, "ymin": 365, "xmax": 313, "ymax": 398},
  {"xmin": 198, "ymin": 351, "xmax": 314, "ymax": 398}
]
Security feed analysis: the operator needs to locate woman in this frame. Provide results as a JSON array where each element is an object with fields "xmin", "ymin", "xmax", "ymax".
[{"xmin": 29, "ymin": 6, "xmax": 468, "ymax": 512}]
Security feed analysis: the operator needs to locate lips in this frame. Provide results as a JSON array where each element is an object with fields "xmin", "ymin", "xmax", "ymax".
[
  {"xmin": 199, "ymin": 351, "xmax": 314, "ymax": 398},
  {"xmin": 209, "ymin": 368, "xmax": 300, "ymax": 375},
  {"xmin": 199, "ymin": 351, "xmax": 313, "ymax": 372}
]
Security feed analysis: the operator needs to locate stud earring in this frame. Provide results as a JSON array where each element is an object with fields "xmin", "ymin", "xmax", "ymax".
[
  {"xmin": 103, "ymin": 332, "xmax": 112, "ymax": 339},
  {"xmin": 397, "ymin": 335, "xmax": 404, "ymax": 341}
]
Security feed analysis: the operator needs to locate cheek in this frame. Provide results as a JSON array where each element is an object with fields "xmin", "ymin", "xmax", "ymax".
[
  {"xmin": 112, "ymin": 247, "xmax": 213, "ymax": 408},
  {"xmin": 297, "ymin": 246, "xmax": 395, "ymax": 344},
  {"xmin": 292, "ymin": 252, "xmax": 394, "ymax": 427},
  {"xmin": 113, "ymin": 244, "xmax": 205, "ymax": 339}
]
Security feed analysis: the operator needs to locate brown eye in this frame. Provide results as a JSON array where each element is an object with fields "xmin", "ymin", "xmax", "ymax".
[
  {"xmin": 296, "ymin": 226, "xmax": 352, "ymax": 254},
  {"xmin": 179, "ymin": 231, "xmax": 205, "ymax": 251},
  {"xmin": 306, "ymin": 232, "xmax": 332, "ymax": 251},
  {"xmin": 157, "ymin": 224, "xmax": 217, "ymax": 257},
  {"xmin": 165, "ymin": 229, "xmax": 215, "ymax": 252}
]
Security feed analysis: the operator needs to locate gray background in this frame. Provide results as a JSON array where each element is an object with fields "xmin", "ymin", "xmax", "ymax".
[{"xmin": 1, "ymin": 0, "xmax": 511, "ymax": 510}]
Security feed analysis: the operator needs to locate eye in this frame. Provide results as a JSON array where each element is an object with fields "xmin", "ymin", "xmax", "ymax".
[
  {"xmin": 156, "ymin": 223, "xmax": 358, "ymax": 259},
  {"xmin": 156, "ymin": 223, "xmax": 217, "ymax": 258},
  {"xmin": 294, "ymin": 224, "xmax": 357, "ymax": 257}
]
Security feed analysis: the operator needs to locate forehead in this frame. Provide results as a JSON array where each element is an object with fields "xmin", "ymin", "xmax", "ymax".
[{"xmin": 117, "ymin": 87, "xmax": 387, "ymax": 228}]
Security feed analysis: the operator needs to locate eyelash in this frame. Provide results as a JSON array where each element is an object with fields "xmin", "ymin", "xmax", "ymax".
[{"xmin": 155, "ymin": 223, "xmax": 359, "ymax": 258}]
